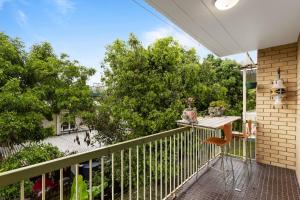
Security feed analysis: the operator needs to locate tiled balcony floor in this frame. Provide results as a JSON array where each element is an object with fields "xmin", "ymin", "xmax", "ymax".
[{"xmin": 177, "ymin": 158, "xmax": 300, "ymax": 200}]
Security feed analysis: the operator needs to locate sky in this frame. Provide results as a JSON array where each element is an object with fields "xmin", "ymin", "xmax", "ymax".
[{"xmin": 0, "ymin": 0, "xmax": 257, "ymax": 85}]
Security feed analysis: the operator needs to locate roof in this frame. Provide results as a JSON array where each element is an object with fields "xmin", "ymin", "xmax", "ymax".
[
  {"xmin": 0, "ymin": 131, "xmax": 102, "ymax": 159},
  {"xmin": 146, "ymin": 0, "xmax": 300, "ymax": 56},
  {"xmin": 42, "ymin": 130, "xmax": 102, "ymax": 154}
]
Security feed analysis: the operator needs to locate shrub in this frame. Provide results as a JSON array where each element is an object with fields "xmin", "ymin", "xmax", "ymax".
[
  {"xmin": 209, "ymin": 100, "xmax": 228, "ymax": 109},
  {"xmin": 0, "ymin": 143, "xmax": 63, "ymax": 199}
]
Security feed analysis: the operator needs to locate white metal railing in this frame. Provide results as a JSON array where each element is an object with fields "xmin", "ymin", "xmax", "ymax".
[
  {"xmin": 0, "ymin": 126, "xmax": 221, "ymax": 200},
  {"xmin": 230, "ymin": 120, "xmax": 256, "ymax": 160},
  {"xmin": 230, "ymin": 135, "xmax": 256, "ymax": 160}
]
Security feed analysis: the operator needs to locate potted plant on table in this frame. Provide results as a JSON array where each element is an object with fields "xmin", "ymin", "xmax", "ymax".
[
  {"xmin": 181, "ymin": 97, "xmax": 198, "ymax": 124},
  {"xmin": 208, "ymin": 100, "xmax": 228, "ymax": 117}
]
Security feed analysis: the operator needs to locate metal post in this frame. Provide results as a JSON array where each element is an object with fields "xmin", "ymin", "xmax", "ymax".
[{"xmin": 243, "ymin": 68, "xmax": 247, "ymax": 159}]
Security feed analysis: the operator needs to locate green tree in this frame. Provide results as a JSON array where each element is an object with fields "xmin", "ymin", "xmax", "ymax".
[
  {"xmin": 100, "ymin": 34, "xmax": 229, "ymax": 142},
  {"xmin": 203, "ymin": 54, "xmax": 243, "ymax": 115},
  {"xmin": 0, "ymin": 32, "xmax": 95, "ymax": 146}
]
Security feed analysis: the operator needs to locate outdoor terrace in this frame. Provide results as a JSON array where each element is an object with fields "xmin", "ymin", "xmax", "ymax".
[
  {"xmin": 0, "ymin": 124, "xmax": 298, "ymax": 200},
  {"xmin": 177, "ymin": 158, "xmax": 300, "ymax": 200}
]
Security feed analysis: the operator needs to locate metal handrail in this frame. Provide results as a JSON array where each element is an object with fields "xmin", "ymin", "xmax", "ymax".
[
  {"xmin": 0, "ymin": 126, "xmax": 225, "ymax": 200},
  {"xmin": 0, "ymin": 127, "xmax": 189, "ymax": 187}
]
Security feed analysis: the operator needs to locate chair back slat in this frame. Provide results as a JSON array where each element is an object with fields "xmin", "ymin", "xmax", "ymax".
[{"xmin": 223, "ymin": 123, "xmax": 233, "ymax": 143}]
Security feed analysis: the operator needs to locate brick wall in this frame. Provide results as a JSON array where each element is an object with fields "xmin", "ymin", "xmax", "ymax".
[
  {"xmin": 257, "ymin": 43, "xmax": 298, "ymax": 169},
  {"xmin": 296, "ymin": 36, "xmax": 300, "ymax": 181}
]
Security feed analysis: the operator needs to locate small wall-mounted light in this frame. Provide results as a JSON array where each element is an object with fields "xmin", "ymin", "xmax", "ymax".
[
  {"xmin": 271, "ymin": 68, "xmax": 286, "ymax": 109},
  {"xmin": 215, "ymin": 0, "xmax": 239, "ymax": 10}
]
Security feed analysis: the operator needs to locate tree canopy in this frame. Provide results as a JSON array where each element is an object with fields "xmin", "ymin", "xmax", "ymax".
[
  {"xmin": 99, "ymin": 34, "xmax": 242, "ymax": 142},
  {"xmin": 0, "ymin": 32, "xmax": 95, "ymax": 146}
]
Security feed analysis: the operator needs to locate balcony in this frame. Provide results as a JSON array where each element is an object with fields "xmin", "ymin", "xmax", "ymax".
[
  {"xmin": 0, "ymin": 125, "xmax": 298, "ymax": 200},
  {"xmin": 177, "ymin": 159, "xmax": 300, "ymax": 200}
]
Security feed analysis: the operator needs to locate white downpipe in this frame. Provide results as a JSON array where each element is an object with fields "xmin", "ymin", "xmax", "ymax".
[{"xmin": 242, "ymin": 68, "xmax": 247, "ymax": 158}]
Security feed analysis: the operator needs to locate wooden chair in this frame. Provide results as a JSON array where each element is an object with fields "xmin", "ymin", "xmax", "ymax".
[{"xmin": 203, "ymin": 123, "xmax": 235, "ymax": 188}]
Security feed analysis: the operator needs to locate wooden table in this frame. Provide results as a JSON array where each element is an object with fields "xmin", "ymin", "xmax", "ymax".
[{"xmin": 177, "ymin": 116, "xmax": 241, "ymax": 129}]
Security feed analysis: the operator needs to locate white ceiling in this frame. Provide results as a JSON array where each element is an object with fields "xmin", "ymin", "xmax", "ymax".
[{"xmin": 145, "ymin": 0, "xmax": 300, "ymax": 56}]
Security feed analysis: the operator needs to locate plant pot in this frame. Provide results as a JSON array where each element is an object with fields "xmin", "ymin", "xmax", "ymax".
[
  {"xmin": 208, "ymin": 107, "xmax": 225, "ymax": 117},
  {"xmin": 181, "ymin": 109, "xmax": 197, "ymax": 123},
  {"xmin": 246, "ymin": 82, "xmax": 257, "ymax": 89}
]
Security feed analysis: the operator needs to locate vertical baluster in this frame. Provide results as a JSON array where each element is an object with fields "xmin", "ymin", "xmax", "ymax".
[
  {"xmin": 183, "ymin": 131, "xmax": 185, "ymax": 180},
  {"xmin": 198, "ymin": 129, "xmax": 200, "ymax": 169},
  {"xmin": 200, "ymin": 129, "xmax": 203, "ymax": 166},
  {"xmin": 149, "ymin": 142, "xmax": 152, "ymax": 200},
  {"xmin": 109, "ymin": 157, "xmax": 114, "ymax": 200},
  {"xmin": 190, "ymin": 130, "xmax": 192, "ymax": 176},
  {"xmin": 199, "ymin": 129, "xmax": 202, "ymax": 166},
  {"xmin": 184, "ymin": 131, "xmax": 186, "ymax": 179},
  {"xmin": 210, "ymin": 130, "xmax": 212, "ymax": 160},
  {"xmin": 250, "ymin": 140, "xmax": 252, "ymax": 159},
  {"xmin": 188, "ymin": 130, "xmax": 190, "ymax": 176},
  {"xmin": 199, "ymin": 129, "xmax": 201, "ymax": 167},
  {"xmin": 143, "ymin": 144, "xmax": 146, "ymax": 200},
  {"xmin": 190, "ymin": 130, "xmax": 192, "ymax": 175},
  {"xmin": 200, "ymin": 129, "xmax": 202, "ymax": 166},
  {"xmin": 191, "ymin": 129, "xmax": 194, "ymax": 174},
  {"xmin": 177, "ymin": 133, "xmax": 180, "ymax": 187},
  {"xmin": 20, "ymin": 180, "xmax": 24, "ymax": 200},
  {"xmin": 219, "ymin": 130, "xmax": 222, "ymax": 154},
  {"xmin": 112, "ymin": 153, "xmax": 115, "ymax": 200},
  {"xmin": 254, "ymin": 139, "xmax": 256, "ymax": 159},
  {"xmin": 190, "ymin": 130, "xmax": 193, "ymax": 175},
  {"xmin": 89, "ymin": 160, "xmax": 92, "ymax": 200},
  {"xmin": 195, "ymin": 129, "xmax": 199, "ymax": 172},
  {"xmin": 207, "ymin": 129, "xmax": 210, "ymax": 161},
  {"xmin": 205, "ymin": 129, "xmax": 207, "ymax": 163},
  {"xmin": 165, "ymin": 137, "xmax": 167, "ymax": 197},
  {"xmin": 191, "ymin": 130, "xmax": 193, "ymax": 175},
  {"xmin": 191, "ymin": 129, "xmax": 193, "ymax": 173},
  {"xmin": 192, "ymin": 130, "xmax": 194, "ymax": 173},
  {"xmin": 252, "ymin": 140, "xmax": 254, "ymax": 159},
  {"xmin": 75, "ymin": 164, "xmax": 79, "ymax": 200},
  {"xmin": 209, "ymin": 130, "xmax": 211, "ymax": 161},
  {"xmin": 137, "ymin": 146, "xmax": 139, "ymax": 200},
  {"xmin": 155, "ymin": 141, "xmax": 158, "ymax": 200},
  {"xmin": 213, "ymin": 130, "xmax": 216, "ymax": 157},
  {"xmin": 211, "ymin": 130, "xmax": 213, "ymax": 159},
  {"xmin": 195, "ymin": 129, "xmax": 198, "ymax": 170},
  {"xmin": 198, "ymin": 130, "xmax": 200, "ymax": 166},
  {"xmin": 60, "ymin": 168, "xmax": 63, "ymax": 200},
  {"xmin": 188, "ymin": 131, "xmax": 190, "ymax": 178},
  {"xmin": 207, "ymin": 130, "xmax": 210, "ymax": 162},
  {"xmin": 207, "ymin": 129, "xmax": 212, "ymax": 160},
  {"xmin": 204, "ymin": 129, "xmax": 207, "ymax": 164},
  {"xmin": 160, "ymin": 139, "xmax": 163, "ymax": 200},
  {"xmin": 169, "ymin": 137, "xmax": 172, "ymax": 192},
  {"xmin": 173, "ymin": 135, "xmax": 175, "ymax": 190},
  {"xmin": 233, "ymin": 137, "xmax": 236, "ymax": 156},
  {"xmin": 121, "ymin": 150, "xmax": 124, "ymax": 200},
  {"xmin": 213, "ymin": 130, "xmax": 215, "ymax": 156},
  {"xmin": 195, "ymin": 129, "xmax": 197, "ymax": 171},
  {"xmin": 181, "ymin": 132, "xmax": 183, "ymax": 183},
  {"xmin": 249, "ymin": 140, "xmax": 251, "ymax": 159},
  {"xmin": 42, "ymin": 173, "xmax": 46, "ymax": 200},
  {"xmin": 194, "ymin": 129, "xmax": 197, "ymax": 172},
  {"xmin": 101, "ymin": 157, "xmax": 104, "ymax": 200},
  {"xmin": 239, "ymin": 138, "xmax": 241, "ymax": 157},
  {"xmin": 129, "ymin": 148, "xmax": 132, "ymax": 200},
  {"xmin": 204, "ymin": 129, "xmax": 207, "ymax": 163}
]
